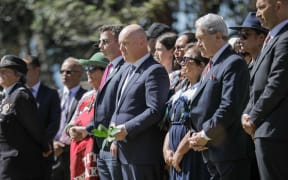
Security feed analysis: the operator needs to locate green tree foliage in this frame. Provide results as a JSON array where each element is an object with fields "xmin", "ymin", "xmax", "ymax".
[{"xmin": 0, "ymin": 0, "xmax": 256, "ymax": 87}]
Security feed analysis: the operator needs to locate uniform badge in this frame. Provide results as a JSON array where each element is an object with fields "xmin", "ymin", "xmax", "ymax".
[{"xmin": 1, "ymin": 103, "xmax": 11, "ymax": 115}]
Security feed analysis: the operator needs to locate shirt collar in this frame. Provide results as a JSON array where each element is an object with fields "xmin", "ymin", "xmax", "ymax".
[
  {"xmin": 269, "ymin": 19, "xmax": 288, "ymax": 38},
  {"xmin": 30, "ymin": 81, "xmax": 41, "ymax": 95},
  {"xmin": 110, "ymin": 56, "xmax": 123, "ymax": 67},
  {"xmin": 211, "ymin": 43, "xmax": 230, "ymax": 64},
  {"xmin": 3, "ymin": 83, "xmax": 17, "ymax": 96},
  {"xmin": 132, "ymin": 53, "xmax": 150, "ymax": 69},
  {"xmin": 64, "ymin": 85, "xmax": 80, "ymax": 97}
]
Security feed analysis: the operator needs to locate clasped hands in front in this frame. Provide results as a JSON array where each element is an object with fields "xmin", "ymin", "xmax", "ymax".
[
  {"xmin": 241, "ymin": 114, "xmax": 255, "ymax": 139},
  {"xmin": 163, "ymin": 130, "xmax": 208, "ymax": 172}
]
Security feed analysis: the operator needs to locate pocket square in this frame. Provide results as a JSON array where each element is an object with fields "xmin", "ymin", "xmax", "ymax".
[{"xmin": 209, "ymin": 74, "xmax": 217, "ymax": 80}]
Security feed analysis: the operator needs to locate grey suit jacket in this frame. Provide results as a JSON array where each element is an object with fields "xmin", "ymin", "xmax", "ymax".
[
  {"xmin": 111, "ymin": 55, "xmax": 170, "ymax": 164},
  {"xmin": 244, "ymin": 23, "xmax": 288, "ymax": 140},
  {"xmin": 58, "ymin": 87, "xmax": 86, "ymax": 123}
]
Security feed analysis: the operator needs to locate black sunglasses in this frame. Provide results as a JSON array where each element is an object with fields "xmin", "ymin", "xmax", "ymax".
[
  {"xmin": 98, "ymin": 39, "xmax": 110, "ymax": 46},
  {"xmin": 182, "ymin": 56, "xmax": 202, "ymax": 64},
  {"xmin": 83, "ymin": 66, "xmax": 105, "ymax": 72},
  {"xmin": 238, "ymin": 31, "xmax": 251, "ymax": 40},
  {"xmin": 60, "ymin": 70, "xmax": 80, "ymax": 75}
]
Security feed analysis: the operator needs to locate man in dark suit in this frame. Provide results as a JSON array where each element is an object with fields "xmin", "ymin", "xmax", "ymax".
[
  {"xmin": 24, "ymin": 55, "xmax": 61, "ymax": 180},
  {"xmin": 0, "ymin": 55, "xmax": 51, "ymax": 179},
  {"xmin": 69, "ymin": 24, "xmax": 126, "ymax": 180},
  {"xmin": 242, "ymin": 0, "xmax": 288, "ymax": 179},
  {"xmin": 90, "ymin": 24, "xmax": 126, "ymax": 180},
  {"xmin": 52, "ymin": 57, "xmax": 86, "ymax": 180},
  {"xmin": 188, "ymin": 14, "xmax": 251, "ymax": 180},
  {"xmin": 111, "ymin": 24, "xmax": 170, "ymax": 179}
]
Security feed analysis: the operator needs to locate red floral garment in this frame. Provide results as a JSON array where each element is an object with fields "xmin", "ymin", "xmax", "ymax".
[{"xmin": 70, "ymin": 92, "xmax": 99, "ymax": 180}]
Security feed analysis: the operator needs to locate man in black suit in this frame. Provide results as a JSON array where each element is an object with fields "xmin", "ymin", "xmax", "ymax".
[
  {"xmin": 242, "ymin": 0, "xmax": 288, "ymax": 179},
  {"xmin": 24, "ymin": 55, "xmax": 61, "ymax": 180},
  {"xmin": 52, "ymin": 57, "xmax": 86, "ymax": 180},
  {"xmin": 0, "ymin": 55, "xmax": 51, "ymax": 179},
  {"xmin": 111, "ymin": 24, "xmax": 170, "ymax": 179},
  {"xmin": 188, "ymin": 14, "xmax": 251, "ymax": 180}
]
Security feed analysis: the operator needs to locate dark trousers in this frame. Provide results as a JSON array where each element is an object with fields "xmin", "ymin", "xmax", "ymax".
[
  {"xmin": 51, "ymin": 148, "xmax": 70, "ymax": 180},
  {"xmin": 121, "ymin": 163, "xmax": 163, "ymax": 180},
  {"xmin": 255, "ymin": 138, "xmax": 288, "ymax": 180},
  {"xmin": 206, "ymin": 159, "xmax": 251, "ymax": 180}
]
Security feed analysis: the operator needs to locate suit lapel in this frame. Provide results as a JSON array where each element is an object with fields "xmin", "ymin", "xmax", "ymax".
[
  {"xmin": 250, "ymin": 36, "xmax": 278, "ymax": 80},
  {"xmin": 189, "ymin": 46, "xmax": 231, "ymax": 104},
  {"xmin": 117, "ymin": 69, "xmax": 141, "ymax": 107}
]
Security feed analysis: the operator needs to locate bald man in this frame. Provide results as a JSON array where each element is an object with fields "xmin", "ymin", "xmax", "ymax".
[
  {"xmin": 110, "ymin": 24, "xmax": 170, "ymax": 179},
  {"xmin": 242, "ymin": 0, "xmax": 288, "ymax": 179},
  {"xmin": 52, "ymin": 57, "xmax": 86, "ymax": 180}
]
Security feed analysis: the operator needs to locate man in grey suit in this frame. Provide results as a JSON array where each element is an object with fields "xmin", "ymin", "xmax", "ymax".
[
  {"xmin": 52, "ymin": 57, "xmax": 86, "ymax": 180},
  {"xmin": 111, "ymin": 24, "xmax": 170, "ymax": 180},
  {"xmin": 242, "ymin": 0, "xmax": 288, "ymax": 179},
  {"xmin": 188, "ymin": 14, "xmax": 251, "ymax": 180}
]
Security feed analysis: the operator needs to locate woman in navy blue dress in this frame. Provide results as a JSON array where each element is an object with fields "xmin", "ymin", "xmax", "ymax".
[{"xmin": 163, "ymin": 44, "xmax": 210, "ymax": 180}]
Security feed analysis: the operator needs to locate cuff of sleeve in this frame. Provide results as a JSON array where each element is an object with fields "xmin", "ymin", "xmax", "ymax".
[{"xmin": 200, "ymin": 130, "xmax": 211, "ymax": 141}]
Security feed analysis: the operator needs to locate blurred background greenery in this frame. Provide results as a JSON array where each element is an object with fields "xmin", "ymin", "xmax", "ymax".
[{"xmin": 0, "ymin": 0, "xmax": 256, "ymax": 87}]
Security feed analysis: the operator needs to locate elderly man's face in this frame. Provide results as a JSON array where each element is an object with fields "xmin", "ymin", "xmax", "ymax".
[
  {"xmin": 0, "ymin": 68, "xmax": 19, "ymax": 88},
  {"xmin": 196, "ymin": 28, "xmax": 217, "ymax": 58},
  {"xmin": 60, "ymin": 61, "xmax": 82, "ymax": 89}
]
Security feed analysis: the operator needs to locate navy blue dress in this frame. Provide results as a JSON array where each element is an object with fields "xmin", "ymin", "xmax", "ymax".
[{"xmin": 166, "ymin": 85, "xmax": 210, "ymax": 180}]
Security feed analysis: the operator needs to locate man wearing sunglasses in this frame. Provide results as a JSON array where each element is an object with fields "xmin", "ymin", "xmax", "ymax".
[
  {"xmin": 230, "ymin": 12, "xmax": 268, "ymax": 73},
  {"xmin": 52, "ymin": 57, "xmax": 86, "ymax": 180},
  {"xmin": 70, "ymin": 24, "xmax": 127, "ymax": 180}
]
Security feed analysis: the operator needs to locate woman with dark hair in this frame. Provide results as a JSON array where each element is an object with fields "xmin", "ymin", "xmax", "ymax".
[
  {"xmin": 162, "ymin": 45, "xmax": 210, "ymax": 180},
  {"xmin": 0, "ymin": 55, "xmax": 51, "ymax": 180}
]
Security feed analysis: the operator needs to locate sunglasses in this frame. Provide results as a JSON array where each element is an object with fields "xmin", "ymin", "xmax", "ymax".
[
  {"xmin": 181, "ymin": 56, "xmax": 202, "ymax": 64},
  {"xmin": 60, "ymin": 70, "xmax": 80, "ymax": 75},
  {"xmin": 98, "ymin": 39, "xmax": 110, "ymax": 46},
  {"xmin": 83, "ymin": 66, "xmax": 105, "ymax": 72},
  {"xmin": 175, "ymin": 45, "xmax": 185, "ymax": 51},
  {"xmin": 239, "ymin": 31, "xmax": 251, "ymax": 40}
]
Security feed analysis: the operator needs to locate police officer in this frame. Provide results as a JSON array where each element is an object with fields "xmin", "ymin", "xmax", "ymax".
[{"xmin": 0, "ymin": 55, "xmax": 51, "ymax": 180}]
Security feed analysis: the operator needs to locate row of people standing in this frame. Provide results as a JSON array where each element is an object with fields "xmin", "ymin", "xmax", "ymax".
[{"xmin": 2, "ymin": 1, "xmax": 288, "ymax": 179}]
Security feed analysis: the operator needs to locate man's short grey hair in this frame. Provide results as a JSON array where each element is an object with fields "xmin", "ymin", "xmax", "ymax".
[{"xmin": 195, "ymin": 13, "xmax": 228, "ymax": 39}]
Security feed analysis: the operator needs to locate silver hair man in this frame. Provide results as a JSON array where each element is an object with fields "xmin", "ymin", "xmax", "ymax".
[{"xmin": 195, "ymin": 13, "xmax": 228, "ymax": 39}]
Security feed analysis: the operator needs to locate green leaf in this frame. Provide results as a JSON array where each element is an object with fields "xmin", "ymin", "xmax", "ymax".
[
  {"xmin": 92, "ymin": 124, "xmax": 121, "ymax": 150},
  {"xmin": 92, "ymin": 129, "xmax": 108, "ymax": 138}
]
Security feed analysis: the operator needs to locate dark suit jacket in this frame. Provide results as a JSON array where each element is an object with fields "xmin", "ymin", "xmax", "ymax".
[
  {"xmin": 189, "ymin": 45, "xmax": 250, "ymax": 162},
  {"xmin": 111, "ymin": 55, "xmax": 170, "ymax": 164},
  {"xmin": 37, "ymin": 83, "xmax": 61, "ymax": 141},
  {"xmin": 58, "ymin": 86, "xmax": 86, "ymax": 124},
  {"xmin": 244, "ymin": 24, "xmax": 288, "ymax": 140},
  {"xmin": 86, "ymin": 58, "xmax": 128, "ymax": 150},
  {"xmin": 0, "ymin": 82, "xmax": 49, "ymax": 179}
]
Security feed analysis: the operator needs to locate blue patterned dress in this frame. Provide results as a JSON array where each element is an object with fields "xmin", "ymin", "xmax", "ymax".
[{"xmin": 165, "ymin": 83, "xmax": 210, "ymax": 180}]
